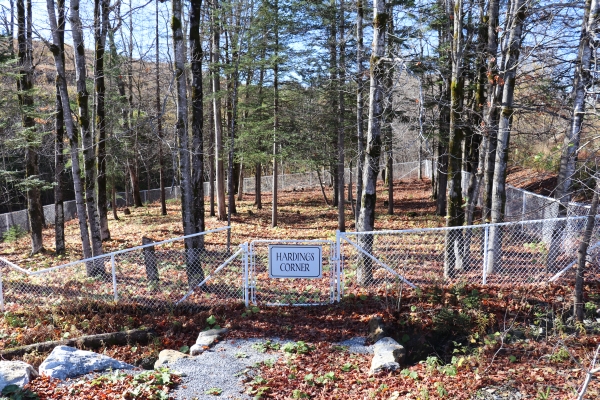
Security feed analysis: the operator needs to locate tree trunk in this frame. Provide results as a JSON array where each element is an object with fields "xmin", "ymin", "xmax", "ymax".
[
  {"xmin": 53, "ymin": 0, "xmax": 65, "ymax": 255},
  {"xmin": 444, "ymin": 0, "xmax": 465, "ymax": 278},
  {"xmin": 357, "ymin": 0, "xmax": 388, "ymax": 285},
  {"xmin": 173, "ymin": 0, "xmax": 200, "ymax": 288},
  {"xmin": 548, "ymin": 0, "xmax": 598, "ymax": 271},
  {"xmin": 574, "ymin": 171, "xmax": 600, "ymax": 322},
  {"xmin": 465, "ymin": 0, "xmax": 488, "ymax": 225},
  {"xmin": 71, "ymin": 0, "xmax": 105, "ymax": 273},
  {"xmin": 486, "ymin": 0, "xmax": 527, "ymax": 274},
  {"xmin": 255, "ymin": 163, "xmax": 262, "ymax": 209},
  {"xmin": 211, "ymin": 0, "xmax": 227, "ymax": 221},
  {"xmin": 272, "ymin": 0, "xmax": 279, "ymax": 228},
  {"xmin": 237, "ymin": 162, "xmax": 244, "ymax": 201},
  {"xmin": 94, "ymin": 0, "xmax": 110, "ymax": 241},
  {"xmin": 482, "ymin": 0, "xmax": 501, "ymax": 222},
  {"xmin": 17, "ymin": 0, "xmax": 44, "ymax": 255},
  {"xmin": 190, "ymin": 0, "xmax": 205, "ymax": 251},
  {"xmin": 355, "ymin": 0, "xmax": 365, "ymax": 224},
  {"xmin": 46, "ymin": 0, "xmax": 93, "ymax": 271},
  {"xmin": 555, "ymin": 0, "xmax": 596, "ymax": 206},
  {"xmin": 209, "ymin": 110, "xmax": 216, "ymax": 216},
  {"xmin": 127, "ymin": 0, "xmax": 142, "ymax": 209},
  {"xmin": 156, "ymin": 0, "xmax": 166, "ymax": 216},
  {"xmin": 337, "ymin": 0, "xmax": 345, "ymax": 231}
]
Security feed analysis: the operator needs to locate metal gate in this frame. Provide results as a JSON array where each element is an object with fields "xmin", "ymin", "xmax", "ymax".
[{"xmin": 248, "ymin": 239, "xmax": 338, "ymax": 306}]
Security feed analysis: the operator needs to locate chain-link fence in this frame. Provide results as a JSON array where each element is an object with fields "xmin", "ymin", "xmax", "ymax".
[
  {"xmin": 0, "ymin": 227, "xmax": 244, "ymax": 311},
  {"xmin": 248, "ymin": 239, "xmax": 338, "ymax": 306},
  {"xmin": 339, "ymin": 217, "xmax": 600, "ymax": 296},
  {"xmin": 241, "ymin": 161, "xmax": 429, "ymax": 194}
]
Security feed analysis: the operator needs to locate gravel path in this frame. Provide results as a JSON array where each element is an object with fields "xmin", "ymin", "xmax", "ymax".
[
  {"xmin": 169, "ymin": 337, "xmax": 372, "ymax": 400},
  {"xmin": 170, "ymin": 338, "xmax": 292, "ymax": 400}
]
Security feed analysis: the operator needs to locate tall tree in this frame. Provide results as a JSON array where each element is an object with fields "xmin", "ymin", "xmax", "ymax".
[
  {"xmin": 190, "ymin": 0, "xmax": 205, "ymax": 246},
  {"xmin": 337, "ymin": 0, "xmax": 346, "ymax": 231},
  {"xmin": 212, "ymin": 0, "xmax": 227, "ymax": 221},
  {"xmin": 357, "ymin": 0, "xmax": 388, "ymax": 284},
  {"xmin": 486, "ymin": 0, "xmax": 528, "ymax": 274},
  {"xmin": 444, "ymin": 0, "xmax": 465, "ymax": 277},
  {"xmin": 554, "ymin": 0, "xmax": 599, "ymax": 208},
  {"xmin": 355, "ymin": 0, "xmax": 365, "ymax": 225},
  {"xmin": 482, "ymin": 0, "xmax": 501, "ymax": 221},
  {"xmin": 272, "ymin": 0, "xmax": 279, "ymax": 227},
  {"xmin": 53, "ymin": 0, "xmax": 66, "ymax": 254},
  {"xmin": 46, "ymin": 0, "xmax": 97, "ymax": 275},
  {"xmin": 71, "ymin": 0, "xmax": 104, "ymax": 263},
  {"xmin": 156, "ymin": 0, "xmax": 167, "ymax": 216},
  {"xmin": 94, "ymin": 0, "xmax": 110, "ymax": 241},
  {"xmin": 17, "ymin": 0, "xmax": 43, "ymax": 255},
  {"xmin": 173, "ymin": 0, "xmax": 204, "ymax": 287}
]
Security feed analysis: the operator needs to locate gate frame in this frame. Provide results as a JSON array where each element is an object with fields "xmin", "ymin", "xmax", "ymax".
[{"xmin": 247, "ymin": 239, "xmax": 339, "ymax": 306}]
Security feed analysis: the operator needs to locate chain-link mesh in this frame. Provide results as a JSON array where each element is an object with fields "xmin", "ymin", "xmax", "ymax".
[
  {"xmin": 340, "ymin": 217, "xmax": 600, "ymax": 295},
  {"xmin": 0, "ymin": 227, "xmax": 242, "ymax": 311},
  {"xmin": 248, "ymin": 240, "xmax": 336, "ymax": 306},
  {"xmin": 241, "ymin": 161, "xmax": 427, "ymax": 194}
]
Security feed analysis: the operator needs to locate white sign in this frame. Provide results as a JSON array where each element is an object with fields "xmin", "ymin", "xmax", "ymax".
[{"xmin": 268, "ymin": 245, "xmax": 322, "ymax": 278}]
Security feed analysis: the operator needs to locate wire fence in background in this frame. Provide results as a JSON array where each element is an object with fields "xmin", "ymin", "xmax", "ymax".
[
  {"xmin": 241, "ymin": 161, "xmax": 428, "ymax": 194},
  {"xmin": 0, "ymin": 161, "xmax": 430, "ymax": 238}
]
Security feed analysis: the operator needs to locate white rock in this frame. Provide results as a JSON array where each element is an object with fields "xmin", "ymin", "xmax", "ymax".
[
  {"xmin": 369, "ymin": 337, "xmax": 405, "ymax": 375},
  {"xmin": 154, "ymin": 349, "xmax": 189, "ymax": 369},
  {"xmin": 189, "ymin": 344, "xmax": 205, "ymax": 356},
  {"xmin": 0, "ymin": 361, "xmax": 38, "ymax": 391},
  {"xmin": 190, "ymin": 328, "xmax": 228, "ymax": 354},
  {"xmin": 39, "ymin": 346, "xmax": 134, "ymax": 380}
]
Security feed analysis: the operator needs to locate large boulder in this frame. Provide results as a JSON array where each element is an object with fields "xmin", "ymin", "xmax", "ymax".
[
  {"xmin": 0, "ymin": 361, "xmax": 38, "ymax": 391},
  {"xmin": 154, "ymin": 350, "xmax": 189, "ymax": 369},
  {"xmin": 369, "ymin": 337, "xmax": 405, "ymax": 375},
  {"xmin": 39, "ymin": 346, "xmax": 134, "ymax": 380},
  {"xmin": 190, "ymin": 328, "xmax": 228, "ymax": 356}
]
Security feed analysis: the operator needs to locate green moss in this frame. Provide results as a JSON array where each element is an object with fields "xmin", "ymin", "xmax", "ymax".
[
  {"xmin": 373, "ymin": 13, "xmax": 389, "ymax": 30},
  {"xmin": 171, "ymin": 16, "xmax": 181, "ymax": 31}
]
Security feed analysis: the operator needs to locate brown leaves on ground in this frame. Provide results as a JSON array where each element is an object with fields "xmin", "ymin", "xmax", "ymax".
[
  {"xmin": 0, "ymin": 179, "xmax": 442, "ymax": 268},
  {"xmin": 25, "ymin": 369, "xmax": 181, "ymax": 400}
]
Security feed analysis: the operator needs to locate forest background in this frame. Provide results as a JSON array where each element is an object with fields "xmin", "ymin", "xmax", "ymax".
[{"xmin": 0, "ymin": 0, "xmax": 597, "ymax": 292}]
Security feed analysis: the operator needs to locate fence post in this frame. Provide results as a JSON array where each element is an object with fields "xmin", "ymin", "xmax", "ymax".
[
  {"xmin": 522, "ymin": 191, "xmax": 527, "ymax": 221},
  {"xmin": 243, "ymin": 242, "xmax": 249, "ymax": 308},
  {"xmin": 335, "ymin": 231, "xmax": 342, "ymax": 302},
  {"xmin": 111, "ymin": 255, "xmax": 118, "ymax": 302},
  {"xmin": 0, "ymin": 267, "xmax": 4, "ymax": 312},
  {"xmin": 482, "ymin": 225, "xmax": 489, "ymax": 285}
]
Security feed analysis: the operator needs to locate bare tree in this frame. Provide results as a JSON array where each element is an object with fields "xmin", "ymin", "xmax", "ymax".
[
  {"xmin": 17, "ymin": 0, "xmax": 43, "ymax": 255},
  {"xmin": 46, "ymin": 0, "xmax": 96, "ymax": 274},
  {"xmin": 94, "ymin": 0, "xmax": 110, "ymax": 241},
  {"xmin": 53, "ymin": 0, "xmax": 65, "ymax": 254},
  {"xmin": 211, "ymin": 0, "xmax": 227, "ymax": 221},
  {"xmin": 486, "ymin": 0, "xmax": 529, "ymax": 274},
  {"xmin": 357, "ymin": 0, "xmax": 388, "ymax": 284}
]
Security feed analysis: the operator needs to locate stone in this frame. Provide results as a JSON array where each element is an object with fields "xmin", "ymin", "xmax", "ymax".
[
  {"xmin": 0, "ymin": 361, "xmax": 38, "ymax": 391},
  {"xmin": 190, "ymin": 328, "xmax": 228, "ymax": 356},
  {"xmin": 154, "ymin": 350, "xmax": 189, "ymax": 369},
  {"xmin": 368, "ymin": 316, "xmax": 387, "ymax": 343},
  {"xmin": 39, "ymin": 345, "xmax": 134, "ymax": 380},
  {"xmin": 369, "ymin": 337, "xmax": 405, "ymax": 375}
]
